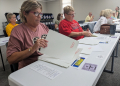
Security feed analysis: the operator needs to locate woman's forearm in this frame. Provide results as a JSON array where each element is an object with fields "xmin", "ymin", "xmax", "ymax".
[
  {"xmin": 7, "ymin": 47, "xmax": 35, "ymax": 64},
  {"xmin": 68, "ymin": 32, "xmax": 83, "ymax": 37}
]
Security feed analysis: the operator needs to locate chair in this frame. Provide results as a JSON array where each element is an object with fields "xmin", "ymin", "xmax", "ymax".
[
  {"xmin": 6, "ymin": 42, "xmax": 18, "ymax": 72},
  {"xmin": 82, "ymin": 25, "xmax": 89, "ymax": 31},
  {"xmin": 2, "ymin": 22, "xmax": 8, "ymax": 37},
  {"xmin": 78, "ymin": 20, "xmax": 85, "ymax": 24},
  {"xmin": 3, "ymin": 29, "xmax": 8, "ymax": 37},
  {"xmin": 88, "ymin": 23, "xmax": 95, "ymax": 33}
]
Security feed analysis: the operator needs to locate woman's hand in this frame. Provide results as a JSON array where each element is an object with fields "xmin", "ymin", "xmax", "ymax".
[
  {"xmin": 82, "ymin": 31, "xmax": 92, "ymax": 37},
  {"xmin": 31, "ymin": 38, "xmax": 48, "ymax": 53},
  {"xmin": 82, "ymin": 29, "xmax": 92, "ymax": 37}
]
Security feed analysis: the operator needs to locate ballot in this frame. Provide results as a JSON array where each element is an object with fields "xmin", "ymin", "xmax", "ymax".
[{"xmin": 39, "ymin": 30, "xmax": 82, "ymax": 68}]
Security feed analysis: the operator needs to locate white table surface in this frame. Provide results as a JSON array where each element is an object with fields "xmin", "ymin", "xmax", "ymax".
[
  {"xmin": 8, "ymin": 33, "xmax": 120, "ymax": 86},
  {"xmin": 84, "ymin": 21, "xmax": 97, "ymax": 24},
  {"xmin": 116, "ymin": 23, "xmax": 120, "ymax": 32},
  {"xmin": 0, "ymin": 37, "xmax": 9, "ymax": 46}
]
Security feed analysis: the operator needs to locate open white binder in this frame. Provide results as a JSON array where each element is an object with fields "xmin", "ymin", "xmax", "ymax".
[{"xmin": 39, "ymin": 30, "xmax": 82, "ymax": 68}]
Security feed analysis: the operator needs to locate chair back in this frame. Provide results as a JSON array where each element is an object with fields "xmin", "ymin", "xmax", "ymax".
[
  {"xmin": 88, "ymin": 23, "xmax": 95, "ymax": 33},
  {"xmin": 2, "ymin": 22, "xmax": 8, "ymax": 37},
  {"xmin": 6, "ymin": 42, "xmax": 18, "ymax": 72},
  {"xmin": 78, "ymin": 20, "xmax": 85, "ymax": 24}
]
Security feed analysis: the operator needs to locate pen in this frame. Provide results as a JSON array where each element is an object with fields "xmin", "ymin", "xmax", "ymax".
[{"xmin": 99, "ymin": 42, "xmax": 108, "ymax": 43}]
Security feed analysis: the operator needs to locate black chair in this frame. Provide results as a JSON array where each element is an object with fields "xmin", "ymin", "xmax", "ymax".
[
  {"xmin": 10, "ymin": 63, "xmax": 18, "ymax": 72},
  {"xmin": 78, "ymin": 20, "xmax": 85, "ymax": 24},
  {"xmin": 3, "ymin": 30, "xmax": 8, "ymax": 37},
  {"xmin": 2, "ymin": 22, "xmax": 8, "ymax": 37},
  {"xmin": 6, "ymin": 42, "xmax": 18, "ymax": 72},
  {"xmin": 82, "ymin": 25, "xmax": 89, "ymax": 31}
]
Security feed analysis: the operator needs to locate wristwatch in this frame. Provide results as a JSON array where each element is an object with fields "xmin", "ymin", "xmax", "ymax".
[{"xmin": 29, "ymin": 47, "xmax": 32, "ymax": 52}]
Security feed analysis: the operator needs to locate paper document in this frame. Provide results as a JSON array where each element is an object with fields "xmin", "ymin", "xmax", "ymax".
[
  {"xmin": 82, "ymin": 63, "xmax": 97, "ymax": 72},
  {"xmin": 39, "ymin": 30, "xmax": 82, "ymax": 67},
  {"xmin": 39, "ymin": 48, "xmax": 83, "ymax": 68},
  {"xmin": 78, "ymin": 45, "xmax": 93, "ymax": 55},
  {"xmin": 40, "ymin": 30, "xmax": 79, "ymax": 60},
  {"xmin": 113, "ymin": 19, "xmax": 120, "ymax": 22},
  {"xmin": 78, "ymin": 39, "xmax": 100, "ymax": 45},
  {"xmin": 31, "ymin": 63, "xmax": 62, "ymax": 79},
  {"xmin": 89, "ymin": 37, "xmax": 111, "ymax": 43},
  {"xmin": 0, "ymin": 37, "xmax": 9, "ymax": 46},
  {"xmin": 91, "ymin": 34, "xmax": 97, "ymax": 37}
]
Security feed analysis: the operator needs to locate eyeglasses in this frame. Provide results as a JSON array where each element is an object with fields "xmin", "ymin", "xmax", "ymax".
[
  {"xmin": 30, "ymin": 12, "xmax": 43, "ymax": 17},
  {"xmin": 67, "ymin": 13, "xmax": 76, "ymax": 16}
]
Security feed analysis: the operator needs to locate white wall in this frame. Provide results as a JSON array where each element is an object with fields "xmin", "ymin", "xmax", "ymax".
[
  {"xmin": 46, "ymin": 0, "xmax": 61, "ymax": 23},
  {"xmin": 0, "ymin": 0, "xmax": 47, "ymax": 35},
  {"xmin": 73, "ymin": 0, "xmax": 120, "ymax": 22}
]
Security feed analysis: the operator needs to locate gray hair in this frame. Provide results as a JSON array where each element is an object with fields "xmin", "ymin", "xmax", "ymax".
[
  {"xmin": 7, "ymin": 13, "xmax": 15, "ymax": 23},
  {"xmin": 64, "ymin": 6, "xmax": 74, "ymax": 14},
  {"xmin": 20, "ymin": 0, "xmax": 42, "ymax": 23},
  {"xmin": 104, "ymin": 9, "xmax": 112, "ymax": 18}
]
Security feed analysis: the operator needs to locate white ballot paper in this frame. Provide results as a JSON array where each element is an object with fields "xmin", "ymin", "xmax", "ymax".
[
  {"xmin": 39, "ymin": 30, "xmax": 82, "ymax": 67},
  {"xmin": 78, "ymin": 38, "xmax": 100, "ymax": 45},
  {"xmin": 0, "ymin": 37, "xmax": 9, "ymax": 46},
  {"xmin": 31, "ymin": 63, "xmax": 62, "ymax": 80}
]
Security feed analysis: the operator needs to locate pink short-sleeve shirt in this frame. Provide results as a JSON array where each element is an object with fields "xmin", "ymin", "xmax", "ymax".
[{"xmin": 7, "ymin": 23, "xmax": 49, "ymax": 69}]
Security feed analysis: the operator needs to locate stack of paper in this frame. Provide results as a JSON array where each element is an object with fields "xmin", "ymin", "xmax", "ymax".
[
  {"xmin": 91, "ymin": 34, "xmax": 97, "ymax": 37},
  {"xmin": 78, "ymin": 39, "xmax": 100, "ymax": 45},
  {"xmin": 89, "ymin": 37, "xmax": 111, "ymax": 43},
  {"xmin": 0, "ymin": 37, "xmax": 9, "ymax": 46},
  {"xmin": 39, "ymin": 30, "xmax": 82, "ymax": 68},
  {"xmin": 113, "ymin": 19, "xmax": 120, "ymax": 22},
  {"xmin": 39, "ymin": 48, "xmax": 82, "ymax": 68},
  {"xmin": 77, "ymin": 44, "xmax": 103, "ymax": 55}
]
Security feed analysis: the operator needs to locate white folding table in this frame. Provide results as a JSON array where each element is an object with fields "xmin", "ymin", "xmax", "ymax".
[
  {"xmin": 0, "ymin": 37, "xmax": 9, "ymax": 71},
  {"xmin": 8, "ymin": 33, "xmax": 120, "ymax": 86}
]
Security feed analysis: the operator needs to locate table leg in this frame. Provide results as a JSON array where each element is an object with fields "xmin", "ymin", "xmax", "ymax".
[
  {"xmin": 0, "ymin": 47, "xmax": 5, "ymax": 71},
  {"xmin": 114, "ymin": 42, "xmax": 119, "ymax": 57},
  {"xmin": 104, "ymin": 50, "xmax": 114, "ymax": 73}
]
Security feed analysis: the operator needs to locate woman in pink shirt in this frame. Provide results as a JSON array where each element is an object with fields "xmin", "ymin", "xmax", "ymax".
[{"xmin": 7, "ymin": 0, "xmax": 49, "ymax": 69}]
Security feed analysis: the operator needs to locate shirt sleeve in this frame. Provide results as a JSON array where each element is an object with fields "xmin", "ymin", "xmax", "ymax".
[
  {"xmin": 55, "ymin": 21, "xmax": 58, "ymax": 25},
  {"xmin": 7, "ymin": 27, "xmax": 24, "ymax": 58},
  {"xmin": 101, "ymin": 17, "xmax": 106, "ymax": 25},
  {"xmin": 85, "ymin": 16, "xmax": 90, "ymax": 22},
  {"xmin": 59, "ymin": 22, "xmax": 71, "ymax": 36},
  {"xmin": 6, "ymin": 25, "xmax": 11, "ymax": 36}
]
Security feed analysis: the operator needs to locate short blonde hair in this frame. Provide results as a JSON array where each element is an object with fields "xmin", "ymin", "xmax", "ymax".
[
  {"xmin": 7, "ymin": 13, "xmax": 15, "ymax": 23},
  {"xmin": 104, "ymin": 9, "xmax": 112, "ymax": 18},
  {"xmin": 64, "ymin": 6, "xmax": 74, "ymax": 14},
  {"xmin": 20, "ymin": 0, "xmax": 42, "ymax": 23},
  {"xmin": 100, "ymin": 10, "xmax": 105, "ymax": 17}
]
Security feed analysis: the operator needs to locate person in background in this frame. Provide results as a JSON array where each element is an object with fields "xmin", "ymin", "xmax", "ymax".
[
  {"xmin": 111, "ymin": 11, "xmax": 117, "ymax": 20},
  {"xmin": 6, "ymin": 13, "xmax": 18, "ymax": 36},
  {"xmin": 55, "ymin": 13, "xmax": 63, "ymax": 31},
  {"xmin": 93, "ymin": 9, "xmax": 113, "ymax": 33},
  {"xmin": 85, "ymin": 12, "xmax": 94, "ymax": 22},
  {"xmin": 100, "ymin": 10, "xmax": 105, "ymax": 17},
  {"xmin": 106, "ymin": 9, "xmax": 114, "ymax": 24},
  {"xmin": 7, "ymin": 0, "xmax": 49, "ymax": 69},
  {"xmin": 59, "ymin": 6, "xmax": 92, "ymax": 40},
  {"xmin": 115, "ymin": 6, "xmax": 119, "ymax": 18}
]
